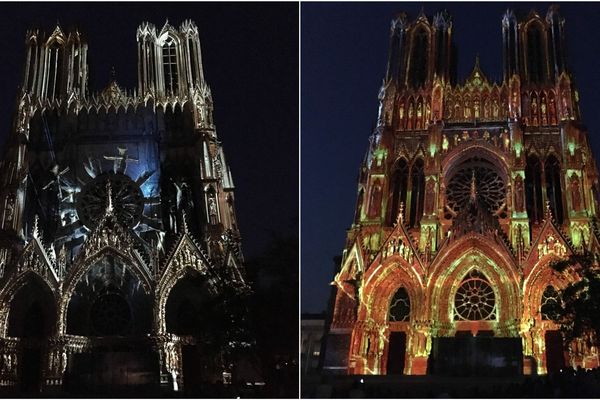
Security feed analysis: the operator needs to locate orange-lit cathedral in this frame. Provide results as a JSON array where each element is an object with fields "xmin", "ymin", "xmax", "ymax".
[
  {"xmin": 0, "ymin": 21, "xmax": 250, "ymax": 393},
  {"xmin": 324, "ymin": 7, "xmax": 600, "ymax": 377}
]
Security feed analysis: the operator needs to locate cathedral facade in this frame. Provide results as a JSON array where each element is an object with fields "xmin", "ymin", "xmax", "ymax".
[
  {"xmin": 0, "ymin": 21, "xmax": 248, "ymax": 392},
  {"xmin": 325, "ymin": 7, "xmax": 600, "ymax": 376}
]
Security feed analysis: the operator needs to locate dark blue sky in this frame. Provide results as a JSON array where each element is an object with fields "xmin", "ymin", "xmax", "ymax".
[
  {"xmin": 0, "ymin": 3, "xmax": 298, "ymax": 260},
  {"xmin": 301, "ymin": 2, "xmax": 600, "ymax": 313}
]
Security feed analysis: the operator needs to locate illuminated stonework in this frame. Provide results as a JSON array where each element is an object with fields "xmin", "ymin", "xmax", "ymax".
[
  {"xmin": 0, "ymin": 21, "xmax": 249, "ymax": 392},
  {"xmin": 324, "ymin": 7, "xmax": 600, "ymax": 376}
]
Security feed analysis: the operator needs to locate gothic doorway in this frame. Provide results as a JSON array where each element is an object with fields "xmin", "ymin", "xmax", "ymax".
[
  {"xmin": 7, "ymin": 276, "xmax": 56, "ymax": 393},
  {"xmin": 65, "ymin": 347, "xmax": 159, "ymax": 395},
  {"xmin": 64, "ymin": 256, "xmax": 154, "ymax": 392},
  {"xmin": 545, "ymin": 331, "xmax": 566, "ymax": 373},
  {"xmin": 165, "ymin": 272, "xmax": 222, "ymax": 386},
  {"xmin": 429, "ymin": 334, "xmax": 522, "ymax": 376},
  {"xmin": 386, "ymin": 332, "xmax": 406, "ymax": 374}
]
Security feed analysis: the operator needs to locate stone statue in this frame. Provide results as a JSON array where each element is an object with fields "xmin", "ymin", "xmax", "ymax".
[{"xmin": 514, "ymin": 175, "xmax": 524, "ymax": 213}]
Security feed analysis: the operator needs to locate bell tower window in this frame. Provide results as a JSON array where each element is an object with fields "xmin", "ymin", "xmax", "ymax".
[
  {"xmin": 545, "ymin": 154, "xmax": 564, "ymax": 224},
  {"xmin": 527, "ymin": 23, "xmax": 547, "ymax": 84},
  {"xmin": 187, "ymin": 37, "xmax": 198, "ymax": 85},
  {"xmin": 162, "ymin": 37, "xmax": 179, "ymax": 95},
  {"xmin": 408, "ymin": 28, "xmax": 429, "ymax": 88},
  {"xmin": 389, "ymin": 158, "xmax": 408, "ymax": 225},
  {"xmin": 526, "ymin": 154, "xmax": 544, "ymax": 224},
  {"xmin": 409, "ymin": 158, "xmax": 425, "ymax": 227},
  {"xmin": 47, "ymin": 43, "xmax": 63, "ymax": 99}
]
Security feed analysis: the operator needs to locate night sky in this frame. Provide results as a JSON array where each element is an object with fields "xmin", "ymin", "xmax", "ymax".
[
  {"xmin": 0, "ymin": 3, "xmax": 298, "ymax": 260},
  {"xmin": 301, "ymin": 2, "xmax": 600, "ymax": 313}
]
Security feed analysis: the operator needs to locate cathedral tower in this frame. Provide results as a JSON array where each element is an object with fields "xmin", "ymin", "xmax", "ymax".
[
  {"xmin": 325, "ymin": 7, "xmax": 599, "ymax": 376},
  {"xmin": 0, "ymin": 20, "xmax": 249, "ymax": 393}
]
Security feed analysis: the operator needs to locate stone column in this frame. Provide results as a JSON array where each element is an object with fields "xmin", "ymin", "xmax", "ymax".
[
  {"xmin": 155, "ymin": 335, "xmax": 183, "ymax": 392},
  {"xmin": 43, "ymin": 339, "xmax": 68, "ymax": 391},
  {"xmin": 406, "ymin": 324, "xmax": 431, "ymax": 375},
  {"xmin": 0, "ymin": 338, "xmax": 19, "ymax": 389}
]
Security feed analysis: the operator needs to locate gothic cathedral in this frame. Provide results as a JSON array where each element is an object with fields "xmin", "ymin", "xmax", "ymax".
[
  {"xmin": 325, "ymin": 7, "xmax": 600, "ymax": 376},
  {"xmin": 0, "ymin": 21, "xmax": 249, "ymax": 392}
]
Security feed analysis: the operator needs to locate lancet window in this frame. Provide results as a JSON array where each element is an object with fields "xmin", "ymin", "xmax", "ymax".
[
  {"xmin": 526, "ymin": 23, "xmax": 547, "ymax": 84},
  {"xmin": 389, "ymin": 158, "xmax": 408, "ymax": 225},
  {"xmin": 409, "ymin": 158, "xmax": 425, "ymax": 227},
  {"xmin": 162, "ymin": 36, "xmax": 179, "ymax": 95},
  {"xmin": 408, "ymin": 28, "xmax": 429, "ymax": 88},
  {"xmin": 525, "ymin": 154, "xmax": 544, "ymax": 224},
  {"xmin": 545, "ymin": 154, "xmax": 564, "ymax": 224}
]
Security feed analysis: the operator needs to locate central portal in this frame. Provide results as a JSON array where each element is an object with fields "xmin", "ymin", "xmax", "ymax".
[{"xmin": 428, "ymin": 335, "xmax": 522, "ymax": 376}]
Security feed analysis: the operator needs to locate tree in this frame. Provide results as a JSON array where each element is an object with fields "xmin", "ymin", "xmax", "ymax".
[
  {"xmin": 549, "ymin": 252, "xmax": 600, "ymax": 347},
  {"xmin": 245, "ymin": 232, "xmax": 299, "ymax": 397}
]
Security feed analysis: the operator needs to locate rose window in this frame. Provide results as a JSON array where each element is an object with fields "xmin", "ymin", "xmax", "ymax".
[
  {"xmin": 454, "ymin": 270, "xmax": 496, "ymax": 321},
  {"xmin": 76, "ymin": 172, "xmax": 144, "ymax": 229},
  {"xmin": 446, "ymin": 157, "xmax": 505, "ymax": 214}
]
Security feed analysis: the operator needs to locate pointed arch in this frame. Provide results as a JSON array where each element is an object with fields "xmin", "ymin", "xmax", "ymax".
[
  {"xmin": 522, "ymin": 252, "xmax": 573, "ymax": 323},
  {"xmin": 427, "ymin": 234, "xmax": 521, "ymax": 332},
  {"xmin": 59, "ymin": 246, "xmax": 153, "ymax": 334},
  {"xmin": 360, "ymin": 257, "xmax": 424, "ymax": 324},
  {"xmin": 65, "ymin": 252, "xmax": 153, "ymax": 336},
  {"xmin": 155, "ymin": 234, "xmax": 218, "ymax": 334},
  {"xmin": 0, "ymin": 270, "xmax": 58, "ymax": 337}
]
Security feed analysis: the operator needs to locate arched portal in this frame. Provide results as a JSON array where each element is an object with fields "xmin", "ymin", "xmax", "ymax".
[
  {"xmin": 165, "ymin": 271, "xmax": 222, "ymax": 393},
  {"xmin": 64, "ymin": 255, "xmax": 157, "ymax": 393},
  {"xmin": 427, "ymin": 241, "xmax": 522, "ymax": 376},
  {"xmin": 8, "ymin": 275, "xmax": 56, "ymax": 393}
]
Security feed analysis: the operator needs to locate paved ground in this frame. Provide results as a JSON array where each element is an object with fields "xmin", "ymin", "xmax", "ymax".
[{"xmin": 302, "ymin": 374, "xmax": 539, "ymax": 398}]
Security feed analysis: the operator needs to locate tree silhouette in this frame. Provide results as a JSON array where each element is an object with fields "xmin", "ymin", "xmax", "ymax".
[{"xmin": 549, "ymin": 252, "xmax": 600, "ymax": 347}]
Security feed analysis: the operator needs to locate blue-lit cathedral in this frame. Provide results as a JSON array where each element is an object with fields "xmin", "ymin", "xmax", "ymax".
[{"xmin": 0, "ymin": 21, "xmax": 248, "ymax": 393}]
